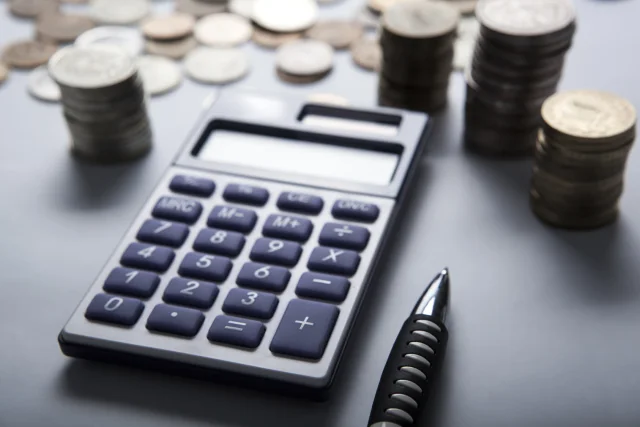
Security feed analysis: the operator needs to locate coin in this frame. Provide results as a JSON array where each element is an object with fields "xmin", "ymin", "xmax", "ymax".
[
  {"xmin": 307, "ymin": 93, "xmax": 349, "ymax": 106},
  {"xmin": 27, "ymin": 65, "xmax": 61, "ymax": 101},
  {"xmin": 194, "ymin": 13, "xmax": 253, "ymax": 47},
  {"xmin": 90, "ymin": 0, "xmax": 150, "ymax": 25},
  {"xmin": 184, "ymin": 47, "xmax": 250, "ymax": 84},
  {"xmin": 252, "ymin": 27, "xmax": 303, "ymax": 49},
  {"xmin": 305, "ymin": 20, "xmax": 364, "ymax": 50},
  {"xmin": 368, "ymin": 0, "xmax": 402, "ymax": 14},
  {"xmin": 145, "ymin": 37, "xmax": 198, "ymax": 59},
  {"xmin": 253, "ymin": 0, "xmax": 318, "ymax": 33},
  {"xmin": 276, "ymin": 40, "xmax": 333, "ymax": 76},
  {"xmin": 0, "ymin": 63, "xmax": 9, "ymax": 84},
  {"xmin": 229, "ymin": 0, "xmax": 255, "ymax": 18},
  {"xmin": 9, "ymin": 0, "xmax": 59, "ymax": 19},
  {"xmin": 276, "ymin": 68, "xmax": 330, "ymax": 84},
  {"xmin": 383, "ymin": 0, "xmax": 460, "ymax": 39},
  {"xmin": 142, "ymin": 13, "xmax": 195, "ymax": 41},
  {"xmin": 1, "ymin": 40, "xmax": 58, "ymax": 69},
  {"xmin": 176, "ymin": 0, "xmax": 226, "ymax": 17},
  {"xmin": 36, "ymin": 13, "xmax": 95, "ymax": 43},
  {"xmin": 75, "ymin": 27, "xmax": 144, "ymax": 58},
  {"xmin": 136, "ymin": 55, "xmax": 182, "ymax": 96},
  {"xmin": 350, "ymin": 37, "xmax": 381, "ymax": 71},
  {"xmin": 356, "ymin": 5, "xmax": 380, "ymax": 29},
  {"xmin": 444, "ymin": 0, "xmax": 477, "ymax": 15}
]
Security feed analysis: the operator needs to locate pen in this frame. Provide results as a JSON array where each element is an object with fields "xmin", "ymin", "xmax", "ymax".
[{"xmin": 367, "ymin": 268, "xmax": 450, "ymax": 427}]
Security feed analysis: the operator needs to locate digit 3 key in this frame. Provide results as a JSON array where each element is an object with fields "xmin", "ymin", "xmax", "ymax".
[{"xmin": 59, "ymin": 91, "xmax": 430, "ymax": 398}]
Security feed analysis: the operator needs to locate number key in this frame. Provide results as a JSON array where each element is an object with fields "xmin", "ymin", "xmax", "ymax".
[
  {"xmin": 85, "ymin": 293, "xmax": 144, "ymax": 326},
  {"xmin": 222, "ymin": 288, "xmax": 279, "ymax": 319},
  {"xmin": 137, "ymin": 219, "xmax": 189, "ymax": 248},
  {"xmin": 249, "ymin": 238, "xmax": 302, "ymax": 267},
  {"xmin": 178, "ymin": 252, "xmax": 232, "ymax": 282},
  {"xmin": 163, "ymin": 278, "xmax": 219, "ymax": 309},
  {"xmin": 103, "ymin": 267, "xmax": 160, "ymax": 298},
  {"xmin": 121, "ymin": 242, "xmax": 175, "ymax": 273},
  {"xmin": 193, "ymin": 228, "xmax": 246, "ymax": 257},
  {"xmin": 236, "ymin": 262, "xmax": 291, "ymax": 292}
]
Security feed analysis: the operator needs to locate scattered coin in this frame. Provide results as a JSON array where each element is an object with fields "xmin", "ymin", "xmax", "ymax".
[
  {"xmin": 27, "ymin": 65, "xmax": 61, "ymax": 102},
  {"xmin": 185, "ymin": 47, "xmax": 250, "ymax": 84},
  {"xmin": 142, "ymin": 13, "xmax": 195, "ymax": 41},
  {"xmin": 228, "ymin": 0, "xmax": 256, "ymax": 18},
  {"xmin": 75, "ymin": 27, "xmax": 144, "ymax": 58},
  {"xmin": 176, "ymin": 0, "xmax": 227, "ymax": 17},
  {"xmin": 276, "ymin": 40, "xmax": 333, "ymax": 77},
  {"xmin": 194, "ymin": 13, "xmax": 253, "ymax": 47},
  {"xmin": 356, "ymin": 5, "xmax": 380, "ymax": 29},
  {"xmin": 145, "ymin": 36, "xmax": 198, "ymax": 59},
  {"xmin": 36, "ymin": 13, "xmax": 95, "ymax": 43},
  {"xmin": 0, "ymin": 63, "xmax": 9, "ymax": 84},
  {"xmin": 350, "ymin": 37, "xmax": 381, "ymax": 71},
  {"xmin": 367, "ymin": 0, "xmax": 402, "ymax": 15},
  {"xmin": 1, "ymin": 40, "xmax": 58, "ymax": 69},
  {"xmin": 252, "ymin": 27, "xmax": 303, "ymax": 49},
  {"xmin": 253, "ymin": 0, "xmax": 319, "ymax": 33},
  {"xmin": 305, "ymin": 20, "xmax": 364, "ymax": 50},
  {"xmin": 444, "ymin": 0, "xmax": 477, "ymax": 15},
  {"xmin": 90, "ymin": 0, "xmax": 150, "ymax": 25},
  {"xmin": 9, "ymin": 0, "xmax": 59, "ymax": 19},
  {"xmin": 276, "ymin": 68, "xmax": 330, "ymax": 84},
  {"xmin": 137, "ymin": 55, "xmax": 182, "ymax": 96},
  {"xmin": 307, "ymin": 93, "xmax": 349, "ymax": 106}
]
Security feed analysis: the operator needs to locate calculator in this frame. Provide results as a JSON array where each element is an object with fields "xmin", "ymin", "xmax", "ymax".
[{"xmin": 59, "ymin": 91, "xmax": 430, "ymax": 398}]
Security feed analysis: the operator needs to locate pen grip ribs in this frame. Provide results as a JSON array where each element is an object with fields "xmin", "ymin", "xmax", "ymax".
[{"xmin": 367, "ymin": 314, "xmax": 448, "ymax": 427}]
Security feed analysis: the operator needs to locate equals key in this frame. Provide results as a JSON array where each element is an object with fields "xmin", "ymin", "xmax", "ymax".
[{"xmin": 207, "ymin": 315, "xmax": 266, "ymax": 349}]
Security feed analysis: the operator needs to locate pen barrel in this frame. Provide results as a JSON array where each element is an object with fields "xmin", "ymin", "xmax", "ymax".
[{"xmin": 367, "ymin": 314, "xmax": 448, "ymax": 427}]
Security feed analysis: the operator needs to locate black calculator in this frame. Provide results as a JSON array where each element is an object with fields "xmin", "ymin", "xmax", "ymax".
[{"xmin": 59, "ymin": 91, "xmax": 430, "ymax": 398}]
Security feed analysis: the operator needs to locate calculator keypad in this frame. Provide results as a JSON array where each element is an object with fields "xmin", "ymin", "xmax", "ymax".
[
  {"xmin": 307, "ymin": 247, "xmax": 361, "ymax": 276},
  {"xmin": 137, "ymin": 219, "xmax": 189, "ymax": 248},
  {"xmin": 319, "ymin": 222, "xmax": 370, "ymax": 251},
  {"xmin": 262, "ymin": 214, "xmax": 313, "ymax": 242},
  {"xmin": 208, "ymin": 205, "xmax": 258, "ymax": 233},
  {"xmin": 146, "ymin": 304, "xmax": 205, "ymax": 337},
  {"xmin": 295, "ymin": 272, "xmax": 350, "ymax": 303},
  {"xmin": 153, "ymin": 196, "xmax": 203, "ymax": 224},
  {"xmin": 193, "ymin": 228, "xmax": 246, "ymax": 257},
  {"xmin": 208, "ymin": 315, "xmax": 266, "ymax": 349},
  {"xmin": 85, "ymin": 294, "xmax": 144, "ymax": 326},
  {"xmin": 250, "ymin": 238, "xmax": 302, "ymax": 267},
  {"xmin": 121, "ymin": 242, "xmax": 175, "ymax": 273},
  {"xmin": 104, "ymin": 267, "xmax": 160, "ymax": 298},
  {"xmin": 222, "ymin": 288, "xmax": 279, "ymax": 319},
  {"xmin": 179, "ymin": 252, "xmax": 232, "ymax": 282},
  {"xmin": 236, "ymin": 262, "xmax": 291, "ymax": 292},
  {"xmin": 163, "ymin": 277, "xmax": 219, "ymax": 309}
]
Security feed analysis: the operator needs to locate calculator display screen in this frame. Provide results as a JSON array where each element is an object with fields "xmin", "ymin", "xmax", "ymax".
[{"xmin": 198, "ymin": 129, "xmax": 399, "ymax": 185}]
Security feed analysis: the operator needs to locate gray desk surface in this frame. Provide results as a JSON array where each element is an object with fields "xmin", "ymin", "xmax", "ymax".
[{"xmin": 2, "ymin": 1, "xmax": 640, "ymax": 426}]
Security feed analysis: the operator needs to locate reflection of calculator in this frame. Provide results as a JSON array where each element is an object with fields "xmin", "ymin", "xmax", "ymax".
[{"xmin": 59, "ymin": 91, "xmax": 430, "ymax": 398}]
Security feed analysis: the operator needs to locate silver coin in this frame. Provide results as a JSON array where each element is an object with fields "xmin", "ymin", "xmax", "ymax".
[
  {"xmin": 477, "ymin": 0, "xmax": 575, "ymax": 37},
  {"xmin": 382, "ymin": 0, "xmax": 460, "ymax": 39},
  {"xmin": 276, "ymin": 39, "xmax": 333, "ymax": 76},
  {"xmin": 27, "ymin": 66, "xmax": 61, "ymax": 102},
  {"xmin": 252, "ymin": 0, "xmax": 318, "ymax": 33},
  {"xmin": 75, "ymin": 27, "xmax": 144, "ymax": 58},
  {"xmin": 184, "ymin": 47, "xmax": 250, "ymax": 84},
  {"xmin": 228, "ymin": 0, "xmax": 256, "ymax": 18},
  {"xmin": 194, "ymin": 13, "xmax": 253, "ymax": 47},
  {"xmin": 136, "ymin": 55, "xmax": 182, "ymax": 96},
  {"xmin": 48, "ymin": 45, "xmax": 137, "ymax": 89},
  {"xmin": 90, "ymin": 0, "xmax": 151, "ymax": 25}
]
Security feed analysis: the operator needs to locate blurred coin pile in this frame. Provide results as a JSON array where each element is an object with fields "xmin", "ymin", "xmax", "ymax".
[
  {"xmin": 378, "ymin": 0, "xmax": 459, "ymax": 113},
  {"xmin": 465, "ymin": 0, "xmax": 576, "ymax": 157},
  {"xmin": 49, "ymin": 45, "xmax": 153, "ymax": 163},
  {"xmin": 530, "ymin": 90, "xmax": 636, "ymax": 229}
]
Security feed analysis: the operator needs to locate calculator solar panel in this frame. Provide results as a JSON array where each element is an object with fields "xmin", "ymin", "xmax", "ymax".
[{"xmin": 59, "ymin": 91, "xmax": 429, "ymax": 398}]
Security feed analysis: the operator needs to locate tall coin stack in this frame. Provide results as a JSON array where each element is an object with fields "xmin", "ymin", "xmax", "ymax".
[
  {"xmin": 465, "ymin": 0, "xmax": 576, "ymax": 156},
  {"xmin": 378, "ymin": 0, "xmax": 459, "ymax": 113},
  {"xmin": 531, "ymin": 90, "xmax": 636, "ymax": 229},
  {"xmin": 48, "ymin": 45, "xmax": 153, "ymax": 163}
]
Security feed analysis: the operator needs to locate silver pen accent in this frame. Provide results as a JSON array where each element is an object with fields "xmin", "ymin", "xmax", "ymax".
[{"xmin": 413, "ymin": 268, "xmax": 449, "ymax": 323}]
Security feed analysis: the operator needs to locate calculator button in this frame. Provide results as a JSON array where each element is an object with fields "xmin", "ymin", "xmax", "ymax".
[
  {"xmin": 208, "ymin": 205, "xmax": 258, "ymax": 233},
  {"xmin": 270, "ymin": 299, "xmax": 339, "ymax": 360},
  {"xmin": 121, "ymin": 242, "xmax": 175, "ymax": 273},
  {"xmin": 208, "ymin": 315, "xmax": 266, "ymax": 349},
  {"xmin": 193, "ymin": 228, "xmax": 246, "ymax": 257},
  {"xmin": 332, "ymin": 200, "xmax": 380, "ymax": 223},
  {"xmin": 152, "ymin": 196, "xmax": 203, "ymax": 225},
  {"xmin": 85, "ymin": 293, "xmax": 144, "ymax": 326},
  {"xmin": 236, "ymin": 262, "xmax": 291, "ymax": 292},
  {"xmin": 163, "ymin": 278, "xmax": 219, "ymax": 309},
  {"xmin": 307, "ymin": 247, "xmax": 361, "ymax": 276},
  {"xmin": 277, "ymin": 192, "xmax": 324, "ymax": 215},
  {"xmin": 223, "ymin": 183, "xmax": 269, "ymax": 206},
  {"xmin": 137, "ymin": 219, "xmax": 189, "ymax": 248},
  {"xmin": 249, "ymin": 238, "xmax": 302, "ymax": 267},
  {"xmin": 222, "ymin": 288, "xmax": 279, "ymax": 319},
  {"xmin": 178, "ymin": 252, "xmax": 232, "ymax": 282},
  {"xmin": 146, "ymin": 304, "xmax": 204, "ymax": 338},
  {"xmin": 296, "ymin": 272, "xmax": 351, "ymax": 303},
  {"xmin": 103, "ymin": 267, "xmax": 160, "ymax": 298},
  {"xmin": 262, "ymin": 214, "xmax": 313, "ymax": 242},
  {"xmin": 169, "ymin": 175, "xmax": 215, "ymax": 198},
  {"xmin": 319, "ymin": 223, "xmax": 370, "ymax": 251}
]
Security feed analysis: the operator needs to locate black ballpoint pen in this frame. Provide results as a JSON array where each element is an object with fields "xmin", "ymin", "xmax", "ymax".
[{"xmin": 367, "ymin": 268, "xmax": 450, "ymax": 427}]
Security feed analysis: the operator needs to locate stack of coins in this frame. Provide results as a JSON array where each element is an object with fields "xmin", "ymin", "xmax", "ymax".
[
  {"xmin": 378, "ymin": 0, "xmax": 459, "ymax": 113},
  {"xmin": 531, "ymin": 90, "xmax": 636, "ymax": 229},
  {"xmin": 48, "ymin": 45, "xmax": 152, "ymax": 163},
  {"xmin": 465, "ymin": 0, "xmax": 576, "ymax": 156}
]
